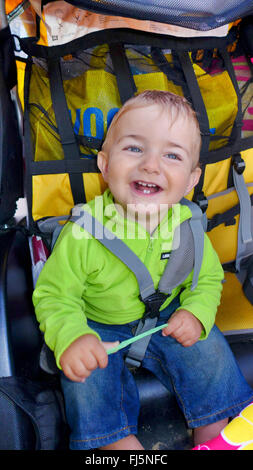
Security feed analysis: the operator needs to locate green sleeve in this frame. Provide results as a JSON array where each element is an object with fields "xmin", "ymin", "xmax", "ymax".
[
  {"xmin": 32, "ymin": 223, "xmax": 100, "ymax": 369},
  {"xmin": 176, "ymin": 234, "xmax": 224, "ymax": 339}
]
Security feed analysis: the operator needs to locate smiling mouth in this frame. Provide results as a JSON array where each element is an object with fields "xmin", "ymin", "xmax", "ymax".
[{"xmin": 132, "ymin": 181, "xmax": 162, "ymax": 195}]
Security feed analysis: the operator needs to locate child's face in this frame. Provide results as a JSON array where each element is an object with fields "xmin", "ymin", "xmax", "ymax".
[{"xmin": 98, "ymin": 104, "xmax": 201, "ymax": 224}]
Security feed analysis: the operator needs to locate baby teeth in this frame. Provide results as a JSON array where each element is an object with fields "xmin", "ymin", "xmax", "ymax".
[
  {"xmin": 135, "ymin": 181, "xmax": 158, "ymax": 194},
  {"xmin": 137, "ymin": 182, "xmax": 156, "ymax": 187}
]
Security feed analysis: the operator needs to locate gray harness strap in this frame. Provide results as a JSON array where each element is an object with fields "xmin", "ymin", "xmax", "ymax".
[
  {"xmin": 71, "ymin": 211, "xmax": 156, "ymax": 302},
  {"xmin": 181, "ymin": 198, "xmax": 206, "ymax": 290},
  {"xmin": 233, "ymin": 165, "xmax": 253, "ymax": 271},
  {"xmin": 38, "ymin": 216, "xmax": 70, "ymax": 250}
]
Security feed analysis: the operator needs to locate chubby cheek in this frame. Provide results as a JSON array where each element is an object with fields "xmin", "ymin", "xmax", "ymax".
[
  {"xmin": 169, "ymin": 168, "xmax": 193, "ymax": 191},
  {"xmin": 107, "ymin": 158, "xmax": 126, "ymax": 176},
  {"xmin": 106, "ymin": 175, "xmax": 127, "ymax": 204},
  {"xmin": 103, "ymin": 167, "xmax": 119, "ymax": 187}
]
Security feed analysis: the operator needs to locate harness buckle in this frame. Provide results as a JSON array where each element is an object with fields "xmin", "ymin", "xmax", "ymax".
[
  {"xmin": 193, "ymin": 191, "xmax": 208, "ymax": 213},
  {"xmin": 232, "ymin": 153, "xmax": 245, "ymax": 175},
  {"xmin": 141, "ymin": 291, "xmax": 168, "ymax": 321}
]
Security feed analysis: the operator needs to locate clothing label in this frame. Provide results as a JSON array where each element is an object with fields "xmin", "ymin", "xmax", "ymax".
[
  {"xmin": 161, "ymin": 252, "xmax": 171, "ymax": 260},
  {"xmin": 43, "ymin": 0, "xmax": 229, "ymax": 46}
]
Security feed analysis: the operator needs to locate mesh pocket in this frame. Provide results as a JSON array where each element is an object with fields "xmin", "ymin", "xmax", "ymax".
[{"xmin": 0, "ymin": 390, "xmax": 36, "ymax": 450}]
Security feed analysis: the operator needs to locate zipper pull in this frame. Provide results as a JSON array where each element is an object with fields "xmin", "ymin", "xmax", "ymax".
[{"xmin": 147, "ymin": 237, "xmax": 154, "ymax": 252}]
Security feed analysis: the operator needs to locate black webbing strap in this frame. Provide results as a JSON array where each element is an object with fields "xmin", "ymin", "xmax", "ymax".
[
  {"xmin": 150, "ymin": 48, "xmax": 184, "ymax": 87},
  {"xmin": 18, "ymin": 29, "xmax": 235, "ymax": 62},
  {"xmin": 30, "ymin": 158, "xmax": 99, "ymax": 175},
  {"xmin": 150, "ymin": 47, "xmax": 190, "ymax": 101},
  {"xmin": 47, "ymin": 58, "xmax": 86, "ymax": 204},
  {"xmin": 221, "ymin": 46, "xmax": 244, "ymax": 191},
  {"xmin": 109, "ymin": 43, "xmax": 137, "ymax": 104},
  {"xmin": 23, "ymin": 58, "xmax": 36, "ymax": 229},
  {"xmin": 194, "ymin": 136, "xmax": 253, "ymax": 165},
  {"xmin": 207, "ymin": 193, "xmax": 253, "ymax": 232},
  {"xmin": 176, "ymin": 51, "xmax": 210, "ymax": 206},
  {"xmin": 176, "ymin": 50, "xmax": 210, "ymax": 157},
  {"xmin": 28, "ymin": 102, "xmax": 102, "ymax": 153},
  {"xmin": 219, "ymin": 47, "xmax": 243, "ymax": 150}
]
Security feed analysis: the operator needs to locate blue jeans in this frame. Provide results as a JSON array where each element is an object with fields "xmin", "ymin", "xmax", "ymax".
[{"xmin": 60, "ymin": 298, "xmax": 253, "ymax": 449}]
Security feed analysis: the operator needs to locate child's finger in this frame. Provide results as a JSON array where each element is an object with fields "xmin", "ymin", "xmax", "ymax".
[
  {"xmin": 170, "ymin": 326, "xmax": 186, "ymax": 340},
  {"xmin": 96, "ymin": 341, "xmax": 120, "ymax": 367},
  {"xmin": 102, "ymin": 341, "xmax": 120, "ymax": 351},
  {"xmin": 162, "ymin": 316, "xmax": 182, "ymax": 336},
  {"xmin": 63, "ymin": 362, "xmax": 87, "ymax": 383}
]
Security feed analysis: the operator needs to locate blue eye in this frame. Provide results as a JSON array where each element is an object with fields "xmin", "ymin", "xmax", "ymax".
[
  {"xmin": 165, "ymin": 153, "xmax": 180, "ymax": 160},
  {"xmin": 125, "ymin": 146, "xmax": 142, "ymax": 153}
]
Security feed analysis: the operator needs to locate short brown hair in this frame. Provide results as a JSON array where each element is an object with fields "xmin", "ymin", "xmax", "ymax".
[{"xmin": 103, "ymin": 90, "xmax": 201, "ymax": 163}]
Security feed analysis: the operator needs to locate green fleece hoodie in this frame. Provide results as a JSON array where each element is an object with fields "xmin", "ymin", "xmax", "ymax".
[{"xmin": 33, "ymin": 189, "xmax": 224, "ymax": 368}]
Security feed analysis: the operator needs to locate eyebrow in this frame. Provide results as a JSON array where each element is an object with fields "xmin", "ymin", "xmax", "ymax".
[
  {"xmin": 116, "ymin": 134, "xmax": 145, "ymax": 144},
  {"xmin": 166, "ymin": 141, "xmax": 190, "ymax": 154}
]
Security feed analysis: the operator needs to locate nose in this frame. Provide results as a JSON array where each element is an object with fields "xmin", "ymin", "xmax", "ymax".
[{"xmin": 138, "ymin": 151, "xmax": 161, "ymax": 174}]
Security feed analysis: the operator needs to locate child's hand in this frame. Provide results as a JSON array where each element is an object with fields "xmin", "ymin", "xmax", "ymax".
[
  {"xmin": 162, "ymin": 309, "xmax": 203, "ymax": 347},
  {"xmin": 59, "ymin": 334, "xmax": 119, "ymax": 382}
]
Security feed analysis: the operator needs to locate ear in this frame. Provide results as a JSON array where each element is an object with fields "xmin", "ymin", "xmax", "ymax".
[
  {"xmin": 184, "ymin": 166, "xmax": 202, "ymax": 195},
  {"xmin": 97, "ymin": 151, "xmax": 109, "ymax": 182}
]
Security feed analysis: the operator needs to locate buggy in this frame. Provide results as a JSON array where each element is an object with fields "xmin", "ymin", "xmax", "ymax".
[{"xmin": 1, "ymin": 0, "xmax": 253, "ymax": 451}]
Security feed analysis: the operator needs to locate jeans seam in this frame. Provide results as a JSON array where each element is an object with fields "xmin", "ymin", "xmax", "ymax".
[
  {"xmin": 187, "ymin": 395, "xmax": 253, "ymax": 425},
  {"xmin": 70, "ymin": 425, "xmax": 137, "ymax": 443},
  {"xmin": 120, "ymin": 379, "xmax": 129, "ymax": 429}
]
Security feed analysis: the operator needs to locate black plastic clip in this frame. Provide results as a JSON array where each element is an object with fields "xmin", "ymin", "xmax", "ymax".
[
  {"xmin": 193, "ymin": 191, "xmax": 208, "ymax": 213},
  {"xmin": 141, "ymin": 291, "xmax": 168, "ymax": 321},
  {"xmin": 232, "ymin": 153, "xmax": 245, "ymax": 175}
]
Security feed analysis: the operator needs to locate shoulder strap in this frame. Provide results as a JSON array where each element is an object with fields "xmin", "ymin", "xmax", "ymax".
[
  {"xmin": 181, "ymin": 198, "xmax": 206, "ymax": 289},
  {"xmin": 159, "ymin": 198, "xmax": 205, "ymax": 293},
  {"xmin": 70, "ymin": 209, "xmax": 156, "ymax": 302}
]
